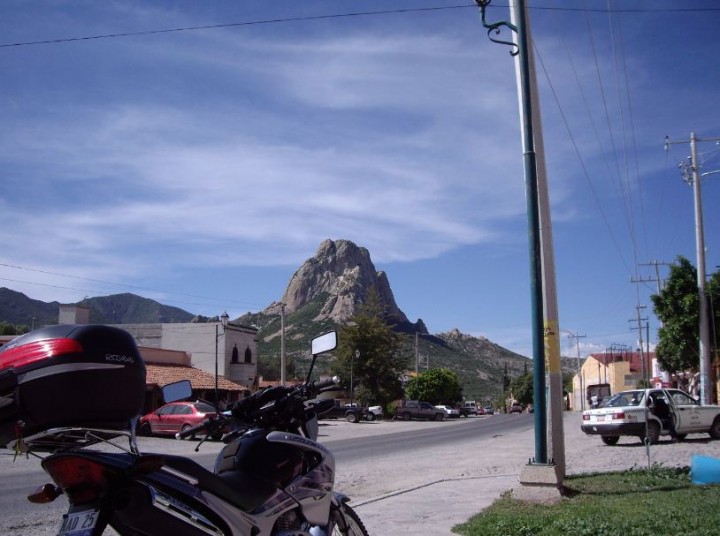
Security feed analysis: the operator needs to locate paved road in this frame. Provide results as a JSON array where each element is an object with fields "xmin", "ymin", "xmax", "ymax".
[{"xmin": 2, "ymin": 413, "xmax": 719, "ymax": 535}]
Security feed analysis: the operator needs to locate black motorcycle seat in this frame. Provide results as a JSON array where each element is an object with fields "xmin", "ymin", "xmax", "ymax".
[{"xmin": 160, "ymin": 454, "xmax": 266, "ymax": 512}]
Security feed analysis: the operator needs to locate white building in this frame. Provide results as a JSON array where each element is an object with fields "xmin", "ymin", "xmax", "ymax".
[{"xmin": 59, "ymin": 305, "xmax": 259, "ymax": 390}]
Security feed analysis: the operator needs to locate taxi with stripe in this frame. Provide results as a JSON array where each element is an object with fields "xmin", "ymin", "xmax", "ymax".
[{"xmin": 581, "ymin": 388, "xmax": 720, "ymax": 445}]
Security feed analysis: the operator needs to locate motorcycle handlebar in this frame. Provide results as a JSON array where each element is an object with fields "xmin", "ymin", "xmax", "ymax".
[
  {"xmin": 311, "ymin": 376, "xmax": 340, "ymax": 391},
  {"xmin": 175, "ymin": 419, "xmax": 212, "ymax": 440},
  {"xmin": 230, "ymin": 377, "xmax": 339, "ymax": 423}
]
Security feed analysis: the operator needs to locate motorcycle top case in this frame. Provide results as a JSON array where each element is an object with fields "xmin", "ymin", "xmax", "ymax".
[{"xmin": 0, "ymin": 324, "xmax": 146, "ymax": 446}]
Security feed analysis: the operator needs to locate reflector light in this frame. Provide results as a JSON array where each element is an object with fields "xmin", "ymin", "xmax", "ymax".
[
  {"xmin": 0, "ymin": 338, "xmax": 83, "ymax": 369},
  {"xmin": 42, "ymin": 456, "xmax": 114, "ymax": 503},
  {"xmin": 27, "ymin": 483, "xmax": 63, "ymax": 504}
]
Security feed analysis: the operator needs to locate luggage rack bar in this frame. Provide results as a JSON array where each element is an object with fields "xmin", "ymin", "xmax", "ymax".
[{"xmin": 7, "ymin": 426, "xmax": 134, "ymax": 454}]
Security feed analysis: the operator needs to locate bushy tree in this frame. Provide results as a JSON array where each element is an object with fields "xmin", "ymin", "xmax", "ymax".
[
  {"xmin": 709, "ymin": 270, "xmax": 720, "ymax": 353},
  {"xmin": 405, "ymin": 368, "xmax": 463, "ymax": 405},
  {"xmin": 651, "ymin": 256, "xmax": 702, "ymax": 373},
  {"xmin": 333, "ymin": 289, "xmax": 406, "ymax": 409},
  {"xmin": 0, "ymin": 322, "xmax": 28, "ymax": 335},
  {"xmin": 510, "ymin": 373, "xmax": 533, "ymax": 405}
]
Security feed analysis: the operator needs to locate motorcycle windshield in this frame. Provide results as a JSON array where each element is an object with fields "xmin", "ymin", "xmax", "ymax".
[{"xmin": 304, "ymin": 415, "xmax": 319, "ymax": 441}]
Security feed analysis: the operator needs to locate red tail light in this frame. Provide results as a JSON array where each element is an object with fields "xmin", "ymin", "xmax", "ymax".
[
  {"xmin": 42, "ymin": 456, "xmax": 116, "ymax": 504},
  {"xmin": 0, "ymin": 338, "xmax": 83, "ymax": 369},
  {"xmin": 582, "ymin": 414, "xmax": 590, "ymax": 421},
  {"xmin": 612, "ymin": 411, "xmax": 625, "ymax": 420}
]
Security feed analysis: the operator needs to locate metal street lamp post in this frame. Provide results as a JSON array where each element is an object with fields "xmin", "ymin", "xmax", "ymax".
[
  {"xmin": 215, "ymin": 311, "xmax": 230, "ymax": 410},
  {"xmin": 351, "ymin": 350, "xmax": 359, "ymax": 406}
]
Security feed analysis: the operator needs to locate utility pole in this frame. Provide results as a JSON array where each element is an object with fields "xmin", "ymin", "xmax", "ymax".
[
  {"xmin": 567, "ymin": 332, "xmax": 586, "ymax": 410},
  {"xmin": 280, "ymin": 303, "xmax": 286, "ymax": 386},
  {"xmin": 475, "ymin": 0, "xmax": 564, "ymax": 482},
  {"xmin": 629, "ymin": 305, "xmax": 649, "ymax": 385},
  {"xmin": 665, "ymin": 132, "xmax": 720, "ymax": 404},
  {"xmin": 638, "ymin": 260, "xmax": 670, "ymax": 294},
  {"xmin": 415, "ymin": 332, "xmax": 419, "ymax": 375}
]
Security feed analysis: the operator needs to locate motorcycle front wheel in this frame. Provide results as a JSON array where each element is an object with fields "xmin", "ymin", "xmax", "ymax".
[{"xmin": 329, "ymin": 503, "xmax": 369, "ymax": 536}]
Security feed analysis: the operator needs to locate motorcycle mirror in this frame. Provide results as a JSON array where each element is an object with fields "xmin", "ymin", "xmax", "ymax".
[
  {"xmin": 162, "ymin": 379, "xmax": 193, "ymax": 403},
  {"xmin": 311, "ymin": 331, "xmax": 337, "ymax": 356},
  {"xmin": 306, "ymin": 331, "xmax": 338, "ymax": 384}
]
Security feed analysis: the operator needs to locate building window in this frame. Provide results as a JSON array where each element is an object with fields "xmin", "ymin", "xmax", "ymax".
[
  {"xmin": 231, "ymin": 344, "xmax": 239, "ymax": 364},
  {"xmin": 244, "ymin": 345, "xmax": 252, "ymax": 364}
]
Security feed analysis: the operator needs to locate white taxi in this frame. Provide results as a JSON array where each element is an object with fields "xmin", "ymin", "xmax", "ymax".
[{"xmin": 581, "ymin": 388, "xmax": 720, "ymax": 445}]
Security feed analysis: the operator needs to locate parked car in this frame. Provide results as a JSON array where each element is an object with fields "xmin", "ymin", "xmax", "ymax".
[
  {"xmin": 367, "ymin": 405, "xmax": 383, "ymax": 421},
  {"xmin": 138, "ymin": 401, "xmax": 219, "ymax": 439},
  {"xmin": 461, "ymin": 401, "xmax": 478, "ymax": 416},
  {"xmin": 483, "ymin": 406, "xmax": 495, "ymax": 415},
  {"xmin": 581, "ymin": 388, "xmax": 720, "ymax": 445},
  {"xmin": 509, "ymin": 403, "xmax": 523, "ymax": 414},
  {"xmin": 476, "ymin": 406, "xmax": 486, "ymax": 415},
  {"xmin": 435, "ymin": 405, "xmax": 461, "ymax": 418}
]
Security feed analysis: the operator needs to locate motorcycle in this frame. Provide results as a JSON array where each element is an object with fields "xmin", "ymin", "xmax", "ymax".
[{"xmin": 22, "ymin": 330, "xmax": 369, "ymax": 536}]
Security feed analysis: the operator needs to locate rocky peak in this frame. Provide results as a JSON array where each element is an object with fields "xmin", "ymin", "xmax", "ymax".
[{"xmin": 266, "ymin": 239, "xmax": 409, "ymax": 325}]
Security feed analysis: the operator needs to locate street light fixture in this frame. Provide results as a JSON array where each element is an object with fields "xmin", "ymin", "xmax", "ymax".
[{"xmin": 215, "ymin": 312, "xmax": 230, "ymax": 410}]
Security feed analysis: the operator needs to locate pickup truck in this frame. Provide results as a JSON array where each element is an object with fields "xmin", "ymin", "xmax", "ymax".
[
  {"xmin": 581, "ymin": 387, "xmax": 720, "ymax": 445},
  {"xmin": 395, "ymin": 400, "xmax": 445, "ymax": 421},
  {"xmin": 318, "ymin": 400, "xmax": 369, "ymax": 423}
]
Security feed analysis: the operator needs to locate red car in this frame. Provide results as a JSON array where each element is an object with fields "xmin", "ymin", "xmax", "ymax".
[{"xmin": 138, "ymin": 401, "xmax": 218, "ymax": 438}]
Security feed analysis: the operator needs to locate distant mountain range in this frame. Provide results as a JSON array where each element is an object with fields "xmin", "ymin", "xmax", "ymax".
[{"xmin": 0, "ymin": 239, "xmax": 576, "ymax": 399}]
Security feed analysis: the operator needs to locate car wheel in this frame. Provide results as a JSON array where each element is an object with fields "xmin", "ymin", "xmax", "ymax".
[
  {"xmin": 600, "ymin": 435, "xmax": 619, "ymax": 446},
  {"xmin": 642, "ymin": 421, "xmax": 660, "ymax": 445},
  {"xmin": 434, "ymin": 413, "xmax": 444, "ymax": 421},
  {"xmin": 403, "ymin": 412, "xmax": 412, "ymax": 421},
  {"xmin": 709, "ymin": 417, "xmax": 720, "ymax": 440},
  {"xmin": 346, "ymin": 412, "xmax": 359, "ymax": 423},
  {"xmin": 180, "ymin": 424, "xmax": 194, "ymax": 440},
  {"xmin": 138, "ymin": 422, "xmax": 152, "ymax": 437},
  {"xmin": 366, "ymin": 413, "xmax": 376, "ymax": 422}
]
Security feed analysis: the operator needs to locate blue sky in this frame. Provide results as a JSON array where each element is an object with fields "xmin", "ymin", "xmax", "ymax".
[{"xmin": 1, "ymin": 1, "xmax": 719, "ymax": 360}]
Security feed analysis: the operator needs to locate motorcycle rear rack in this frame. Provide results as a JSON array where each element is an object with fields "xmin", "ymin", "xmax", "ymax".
[{"xmin": 6, "ymin": 426, "xmax": 136, "ymax": 455}]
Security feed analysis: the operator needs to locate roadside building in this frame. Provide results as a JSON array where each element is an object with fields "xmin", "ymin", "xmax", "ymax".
[
  {"xmin": 58, "ymin": 305, "xmax": 259, "ymax": 412},
  {"xmin": 571, "ymin": 350, "xmax": 655, "ymax": 411}
]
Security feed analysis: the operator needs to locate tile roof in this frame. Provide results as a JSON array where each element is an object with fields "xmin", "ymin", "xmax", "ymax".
[
  {"xmin": 589, "ymin": 351, "xmax": 655, "ymax": 374},
  {"xmin": 146, "ymin": 363, "xmax": 246, "ymax": 392}
]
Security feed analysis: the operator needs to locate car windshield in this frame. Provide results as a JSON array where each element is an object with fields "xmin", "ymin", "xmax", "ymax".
[{"xmin": 601, "ymin": 390, "xmax": 644, "ymax": 408}]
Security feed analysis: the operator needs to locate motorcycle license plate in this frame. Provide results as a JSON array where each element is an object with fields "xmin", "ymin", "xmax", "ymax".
[{"xmin": 58, "ymin": 509, "xmax": 99, "ymax": 536}]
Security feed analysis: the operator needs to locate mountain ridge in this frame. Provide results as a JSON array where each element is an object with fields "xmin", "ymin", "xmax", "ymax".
[{"xmin": 0, "ymin": 239, "xmax": 543, "ymax": 398}]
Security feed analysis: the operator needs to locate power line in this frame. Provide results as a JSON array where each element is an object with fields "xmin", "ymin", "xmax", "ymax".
[{"xmin": 2, "ymin": 4, "xmax": 718, "ymax": 49}]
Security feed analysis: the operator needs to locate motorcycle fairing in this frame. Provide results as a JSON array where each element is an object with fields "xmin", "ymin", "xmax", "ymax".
[{"xmin": 263, "ymin": 431, "xmax": 336, "ymax": 526}]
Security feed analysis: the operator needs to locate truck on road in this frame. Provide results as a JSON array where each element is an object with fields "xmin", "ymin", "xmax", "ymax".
[
  {"xmin": 318, "ymin": 400, "xmax": 369, "ymax": 423},
  {"xmin": 395, "ymin": 400, "xmax": 445, "ymax": 421}
]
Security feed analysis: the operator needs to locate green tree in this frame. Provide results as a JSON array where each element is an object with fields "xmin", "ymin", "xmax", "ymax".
[
  {"xmin": 651, "ymin": 256, "xmax": 703, "ymax": 373},
  {"xmin": 333, "ymin": 289, "xmax": 406, "ymax": 410},
  {"xmin": 0, "ymin": 322, "xmax": 28, "ymax": 335},
  {"xmin": 509, "ymin": 373, "xmax": 533, "ymax": 405},
  {"xmin": 709, "ymin": 270, "xmax": 720, "ymax": 355},
  {"xmin": 405, "ymin": 368, "xmax": 463, "ymax": 405}
]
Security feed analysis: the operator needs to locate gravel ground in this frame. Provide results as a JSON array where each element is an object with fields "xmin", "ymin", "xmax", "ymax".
[{"xmin": 3, "ymin": 413, "xmax": 719, "ymax": 535}]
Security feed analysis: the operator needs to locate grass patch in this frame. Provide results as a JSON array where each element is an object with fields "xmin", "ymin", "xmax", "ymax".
[{"xmin": 454, "ymin": 465, "xmax": 720, "ymax": 536}]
